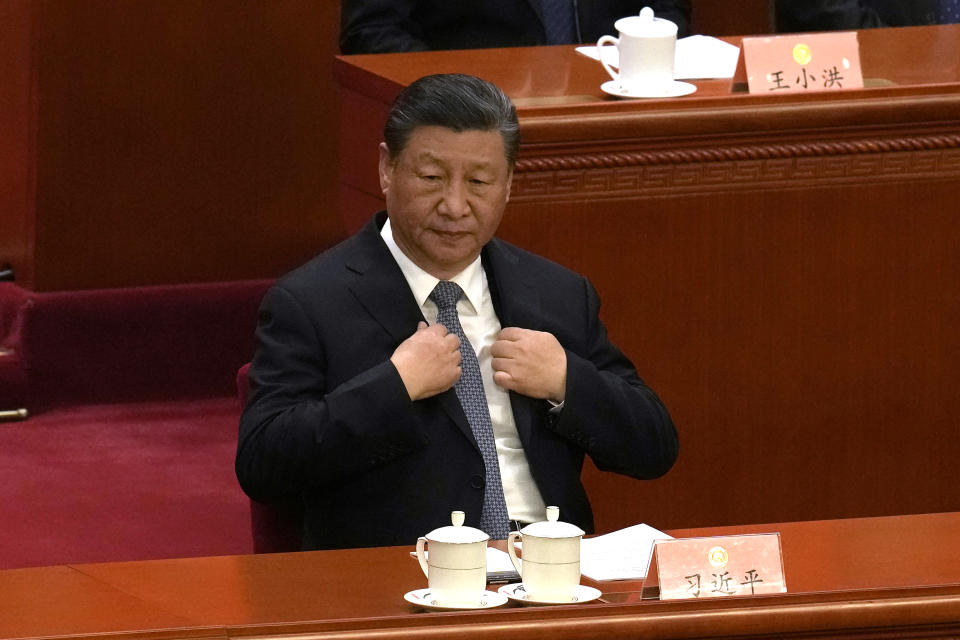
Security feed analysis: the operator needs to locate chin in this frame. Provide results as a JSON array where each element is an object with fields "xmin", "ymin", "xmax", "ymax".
[
  {"xmin": 426, "ymin": 253, "xmax": 475, "ymax": 277},
  {"xmin": 430, "ymin": 242, "xmax": 477, "ymax": 261}
]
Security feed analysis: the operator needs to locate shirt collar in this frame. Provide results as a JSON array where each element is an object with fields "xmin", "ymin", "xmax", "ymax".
[{"xmin": 381, "ymin": 217, "xmax": 485, "ymax": 312}]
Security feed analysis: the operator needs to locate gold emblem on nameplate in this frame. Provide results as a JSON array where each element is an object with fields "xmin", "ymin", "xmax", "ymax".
[
  {"xmin": 707, "ymin": 546, "xmax": 729, "ymax": 568},
  {"xmin": 792, "ymin": 43, "xmax": 812, "ymax": 65}
]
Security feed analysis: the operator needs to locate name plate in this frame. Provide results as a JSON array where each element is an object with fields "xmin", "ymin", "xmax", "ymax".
[
  {"xmin": 642, "ymin": 534, "xmax": 786, "ymax": 600},
  {"xmin": 741, "ymin": 32, "xmax": 863, "ymax": 94}
]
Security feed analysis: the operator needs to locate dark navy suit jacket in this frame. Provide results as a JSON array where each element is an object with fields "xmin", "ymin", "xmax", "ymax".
[
  {"xmin": 777, "ymin": 0, "xmax": 940, "ymax": 31},
  {"xmin": 340, "ymin": 0, "xmax": 691, "ymax": 54},
  {"xmin": 237, "ymin": 212, "xmax": 678, "ymax": 550}
]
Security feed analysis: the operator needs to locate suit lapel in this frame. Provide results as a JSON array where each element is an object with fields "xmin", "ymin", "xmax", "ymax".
[
  {"xmin": 483, "ymin": 238, "xmax": 543, "ymax": 330},
  {"xmin": 343, "ymin": 215, "xmax": 424, "ymax": 344},
  {"xmin": 344, "ymin": 214, "xmax": 478, "ymax": 451},
  {"xmin": 483, "ymin": 238, "xmax": 545, "ymax": 446}
]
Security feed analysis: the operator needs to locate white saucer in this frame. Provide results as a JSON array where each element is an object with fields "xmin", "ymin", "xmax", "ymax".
[
  {"xmin": 403, "ymin": 588, "xmax": 508, "ymax": 611},
  {"xmin": 601, "ymin": 79, "xmax": 697, "ymax": 99},
  {"xmin": 498, "ymin": 583, "xmax": 603, "ymax": 606}
]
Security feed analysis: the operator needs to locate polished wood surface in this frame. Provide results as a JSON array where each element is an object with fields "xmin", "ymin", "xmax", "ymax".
[
  {"xmin": 2, "ymin": 513, "xmax": 959, "ymax": 640},
  {"xmin": 335, "ymin": 24, "xmax": 960, "ymax": 199},
  {"xmin": 0, "ymin": 1, "xmax": 32, "ymax": 286},
  {"xmin": 693, "ymin": 1, "xmax": 774, "ymax": 36},
  {"xmin": 3, "ymin": 0, "xmax": 346, "ymax": 291},
  {"xmin": 0, "ymin": 565, "xmax": 203, "ymax": 639},
  {"xmin": 335, "ymin": 25, "xmax": 960, "ymax": 534}
]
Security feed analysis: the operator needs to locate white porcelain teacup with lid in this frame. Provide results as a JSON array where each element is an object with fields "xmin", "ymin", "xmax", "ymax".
[
  {"xmin": 507, "ymin": 506, "xmax": 585, "ymax": 602},
  {"xmin": 597, "ymin": 6, "xmax": 678, "ymax": 93},
  {"xmin": 415, "ymin": 511, "xmax": 489, "ymax": 606}
]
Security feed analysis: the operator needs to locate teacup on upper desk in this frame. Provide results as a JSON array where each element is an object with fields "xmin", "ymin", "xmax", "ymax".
[{"xmin": 596, "ymin": 6, "xmax": 695, "ymax": 98}]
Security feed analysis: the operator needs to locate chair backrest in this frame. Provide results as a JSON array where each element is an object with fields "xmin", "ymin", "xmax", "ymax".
[
  {"xmin": 236, "ymin": 363, "xmax": 304, "ymax": 553},
  {"xmin": 236, "ymin": 363, "xmax": 252, "ymax": 407},
  {"xmin": 0, "ymin": 283, "xmax": 29, "ymax": 409}
]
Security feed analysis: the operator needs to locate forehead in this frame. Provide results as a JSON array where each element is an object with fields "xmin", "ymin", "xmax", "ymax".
[{"xmin": 398, "ymin": 126, "xmax": 508, "ymax": 168}]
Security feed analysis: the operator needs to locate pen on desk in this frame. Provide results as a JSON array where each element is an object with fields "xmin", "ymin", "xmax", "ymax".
[
  {"xmin": 486, "ymin": 570, "xmax": 521, "ymax": 584},
  {"xmin": 409, "ymin": 552, "xmax": 520, "ymax": 584}
]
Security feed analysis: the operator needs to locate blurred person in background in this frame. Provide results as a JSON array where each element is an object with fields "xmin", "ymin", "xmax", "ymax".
[
  {"xmin": 777, "ymin": 0, "xmax": 957, "ymax": 32},
  {"xmin": 341, "ymin": 0, "xmax": 692, "ymax": 54}
]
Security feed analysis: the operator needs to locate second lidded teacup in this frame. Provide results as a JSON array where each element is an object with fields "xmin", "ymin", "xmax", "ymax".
[
  {"xmin": 415, "ymin": 510, "xmax": 489, "ymax": 607},
  {"xmin": 507, "ymin": 506, "xmax": 584, "ymax": 602}
]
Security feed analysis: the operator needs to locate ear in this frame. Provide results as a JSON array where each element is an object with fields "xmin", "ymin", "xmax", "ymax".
[
  {"xmin": 378, "ymin": 142, "xmax": 393, "ymax": 194},
  {"xmin": 504, "ymin": 168, "xmax": 513, "ymax": 204}
]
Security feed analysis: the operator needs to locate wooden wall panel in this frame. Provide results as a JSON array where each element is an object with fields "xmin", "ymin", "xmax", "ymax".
[
  {"xmin": 10, "ymin": 0, "xmax": 347, "ymax": 291},
  {"xmin": 693, "ymin": 0, "xmax": 774, "ymax": 36},
  {"xmin": 0, "ymin": 0, "xmax": 35, "ymax": 287},
  {"xmin": 500, "ymin": 173, "xmax": 960, "ymax": 532}
]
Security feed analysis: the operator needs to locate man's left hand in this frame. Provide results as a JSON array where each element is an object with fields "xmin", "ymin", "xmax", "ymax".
[{"xmin": 491, "ymin": 327, "xmax": 566, "ymax": 402}]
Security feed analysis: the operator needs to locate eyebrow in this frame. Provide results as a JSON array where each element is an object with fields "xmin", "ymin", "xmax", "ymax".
[{"xmin": 413, "ymin": 152, "xmax": 495, "ymax": 170}]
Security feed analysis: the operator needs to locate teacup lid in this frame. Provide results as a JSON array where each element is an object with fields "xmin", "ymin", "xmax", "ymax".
[
  {"xmin": 425, "ymin": 511, "xmax": 490, "ymax": 544},
  {"xmin": 520, "ymin": 506, "xmax": 585, "ymax": 538},
  {"xmin": 615, "ymin": 6, "xmax": 677, "ymax": 37}
]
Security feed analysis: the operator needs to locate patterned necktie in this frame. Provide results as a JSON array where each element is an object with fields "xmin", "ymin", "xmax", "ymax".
[
  {"xmin": 541, "ymin": 0, "xmax": 577, "ymax": 45},
  {"xmin": 430, "ymin": 281, "xmax": 510, "ymax": 539},
  {"xmin": 938, "ymin": 0, "xmax": 960, "ymax": 23}
]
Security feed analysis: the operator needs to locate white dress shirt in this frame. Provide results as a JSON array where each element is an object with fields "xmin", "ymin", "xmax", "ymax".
[{"xmin": 382, "ymin": 219, "xmax": 546, "ymax": 524}]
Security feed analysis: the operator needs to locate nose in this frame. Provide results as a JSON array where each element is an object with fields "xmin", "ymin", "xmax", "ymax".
[{"xmin": 437, "ymin": 180, "xmax": 470, "ymax": 218}]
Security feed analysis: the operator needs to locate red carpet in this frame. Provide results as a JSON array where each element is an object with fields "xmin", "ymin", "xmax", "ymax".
[
  {"xmin": 0, "ymin": 279, "xmax": 273, "ymax": 569},
  {"xmin": 0, "ymin": 396, "xmax": 252, "ymax": 569}
]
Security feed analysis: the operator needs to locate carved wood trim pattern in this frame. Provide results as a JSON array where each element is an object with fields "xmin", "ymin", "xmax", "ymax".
[{"xmin": 511, "ymin": 134, "xmax": 960, "ymax": 200}]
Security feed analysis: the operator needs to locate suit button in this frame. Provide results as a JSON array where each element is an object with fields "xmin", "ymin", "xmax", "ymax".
[{"xmin": 470, "ymin": 474, "xmax": 485, "ymax": 489}]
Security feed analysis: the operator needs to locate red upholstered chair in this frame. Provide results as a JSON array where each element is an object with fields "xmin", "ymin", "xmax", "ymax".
[
  {"xmin": 236, "ymin": 363, "xmax": 303, "ymax": 553},
  {"xmin": 0, "ymin": 283, "xmax": 29, "ymax": 412}
]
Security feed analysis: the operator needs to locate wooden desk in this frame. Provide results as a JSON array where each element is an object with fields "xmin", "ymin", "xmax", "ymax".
[
  {"xmin": 2, "ymin": 513, "xmax": 959, "ymax": 640},
  {"xmin": 334, "ymin": 26, "xmax": 960, "ymax": 533}
]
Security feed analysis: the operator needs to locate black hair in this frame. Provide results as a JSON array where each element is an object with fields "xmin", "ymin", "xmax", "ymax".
[{"xmin": 383, "ymin": 73, "xmax": 520, "ymax": 167}]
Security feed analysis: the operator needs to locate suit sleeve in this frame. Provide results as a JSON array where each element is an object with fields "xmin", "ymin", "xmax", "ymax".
[
  {"xmin": 340, "ymin": 0, "xmax": 429, "ymax": 54},
  {"xmin": 549, "ymin": 278, "xmax": 678, "ymax": 480},
  {"xmin": 236, "ymin": 285, "xmax": 427, "ymax": 502}
]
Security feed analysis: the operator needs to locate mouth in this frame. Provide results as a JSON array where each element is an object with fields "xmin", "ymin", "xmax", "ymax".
[{"xmin": 432, "ymin": 229, "xmax": 471, "ymax": 240}]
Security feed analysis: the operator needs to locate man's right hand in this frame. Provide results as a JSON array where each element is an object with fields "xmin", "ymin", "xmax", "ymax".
[{"xmin": 391, "ymin": 321, "xmax": 462, "ymax": 400}]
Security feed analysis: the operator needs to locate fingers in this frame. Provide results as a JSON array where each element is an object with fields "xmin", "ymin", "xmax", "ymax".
[
  {"xmin": 494, "ymin": 326, "xmax": 524, "ymax": 343},
  {"xmin": 491, "ymin": 327, "xmax": 535, "ymax": 360},
  {"xmin": 491, "ymin": 328, "xmax": 527, "ymax": 361},
  {"xmin": 391, "ymin": 322, "xmax": 462, "ymax": 401},
  {"xmin": 491, "ymin": 327, "xmax": 566, "ymax": 401},
  {"xmin": 492, "ymin": 369, "xmax": 516, "ymax": 391},
  {"xmin": 490, "ymin": 340, "xmax": 511, "ymax": 359}
]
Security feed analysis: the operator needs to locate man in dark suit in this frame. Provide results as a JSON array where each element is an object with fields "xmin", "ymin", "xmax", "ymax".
[
  {"xmin": 236, "ymin": 74, "xmax": 678, "ymax": 550},
  {"xmin": 777, "ymin": 0, "xmax": 948, "ymax": 32},
  {"xmin": 340, "ymin": 0, "xmax": 691, "ymax": 54}
]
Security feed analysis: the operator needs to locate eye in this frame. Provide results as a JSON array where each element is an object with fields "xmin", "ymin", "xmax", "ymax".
[
  {"xmin": 470, "ymin": 178, "xmax": 489, "ymax": 186},
  {"xmin": 420, "ymin": 173, "xmax": 444, "ymax": 187}
]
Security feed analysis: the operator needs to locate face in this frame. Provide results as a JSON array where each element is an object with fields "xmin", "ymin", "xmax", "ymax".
[{"xmin": 379, "ymin": 126, "xmax": 513, "ymax": 280}]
